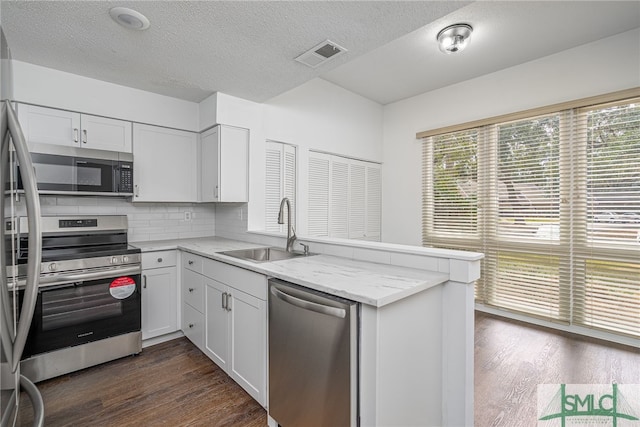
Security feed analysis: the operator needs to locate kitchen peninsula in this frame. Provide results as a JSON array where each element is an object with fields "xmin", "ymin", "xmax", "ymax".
[{"xmin": 132, "ymin": 235, "xmax": 482, "ymax": 427}]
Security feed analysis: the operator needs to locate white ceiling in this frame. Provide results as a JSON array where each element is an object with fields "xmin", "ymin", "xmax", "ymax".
[{"xmin": 1, "ymin": 1, "xmax": 639, "ymax": 106}]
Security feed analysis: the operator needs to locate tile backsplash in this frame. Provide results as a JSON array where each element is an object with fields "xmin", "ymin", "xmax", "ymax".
[{"xmin": 4, "ymin": 195, "xmax": 216, "ymax": 242}]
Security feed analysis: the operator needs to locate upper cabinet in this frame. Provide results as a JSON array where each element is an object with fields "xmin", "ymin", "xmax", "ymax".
[
  {"xmin": 133, "ymin": 123, "xmax": 199, "ymax": 202},
  {"xmin": 200, "ymin": 125, "xmax": 249, "ymax": 202},
  {"xmin": 16, "ymin": 104, "xmax": 132, "ymax": 153}
]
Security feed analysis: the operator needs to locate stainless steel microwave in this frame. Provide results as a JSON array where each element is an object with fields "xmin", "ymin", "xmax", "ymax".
[{"xmin": 15, "ymin": 143, "xmax": 134, "ymax": 196}]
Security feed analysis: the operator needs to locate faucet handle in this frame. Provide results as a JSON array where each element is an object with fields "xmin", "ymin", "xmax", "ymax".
[{"xmin": 299, "ymin": 243, "xmax": 310, "ymax": 255}]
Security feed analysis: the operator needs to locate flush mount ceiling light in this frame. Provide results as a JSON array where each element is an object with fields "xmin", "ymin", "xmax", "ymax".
[
  {"xmin": 436, "ymin": 23, "xmax": 473, "ymax": 54},
  {"xmin": 109, "ymin": 7, "xmax": 150, "ymax": 31}
]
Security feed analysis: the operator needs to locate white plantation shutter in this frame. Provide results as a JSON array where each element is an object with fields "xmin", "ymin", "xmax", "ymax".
[
  {"xmin": 365, "ymin": 163, "xmax": 382, "ymax": 241},
  {"xmin": 308, "ymin": 152, "xmax": 330, "ymax": 237},
  {"xmin": 422, "ymin": 95, "xmax": 640, "ymax": 340},
  {"xmin": 265, "ymin": 141, "xmax": 297, "ymax": 233},
  {"xmin": 308, "ymin": 151, "xmax": 382, "ymax": 240},
  {"xmin": 330, "ymin": 157, "xmax": 350, "ymax": 238},
  {"xmin": 349, "ymin": 161, "xmax": 366, "ymax": 239}
]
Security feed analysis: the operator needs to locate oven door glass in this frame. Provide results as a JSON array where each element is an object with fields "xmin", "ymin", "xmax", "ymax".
[{"xmin": 22, "ymin": 274, "xmax": 141, "ymax": 358}]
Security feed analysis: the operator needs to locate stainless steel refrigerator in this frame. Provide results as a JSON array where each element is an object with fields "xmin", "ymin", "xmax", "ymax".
[{"xmin": 1, "ymin": 29, "xmax": 45, "ymax": 427}]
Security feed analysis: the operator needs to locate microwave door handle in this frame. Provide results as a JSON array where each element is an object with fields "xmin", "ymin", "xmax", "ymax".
[{"xmin": 4, "ymin": 100, "xmax": 43, "ymax": 371}]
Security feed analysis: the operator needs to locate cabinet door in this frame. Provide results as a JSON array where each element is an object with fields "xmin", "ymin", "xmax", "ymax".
[
  {"xmin": 141, "ymin": 267, "xmax": 178, "ymax": 340},
  {"xmin": 229, "ymin": 288, "xmax": 267, "ymax": 406},
  {"xmin": 133, "ymin": 124, "xmax": 198, "ymax": 202},
  {"xmin": 219, "ymin": 125, "xmax": 249, "ymax": 202},
  {"xmin": 17, "ymin": 104, "xmax": 80, "ymax": 147},
  {"xmin": 81, "ymin": 114, "xmax": 132, "ymax": 153},
  {"xmin": 200, "ymin": 127, "xmax": 219, "ymax": 202},
  {"xmin": 204, "ymin": 279, "xmax": 229, "ymax": 370},
  {"xmin": 183, "ymin": 303, "xmax": 205, "ymax": 351},
  {"xmin": 200, "ymin": 125, "xmax": 249, "ymax": 202}
]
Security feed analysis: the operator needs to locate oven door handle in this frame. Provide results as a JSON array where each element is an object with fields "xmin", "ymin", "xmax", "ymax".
[{"xmin": 38, "ymin": 266, "xmax": 141, "ymax": 288}]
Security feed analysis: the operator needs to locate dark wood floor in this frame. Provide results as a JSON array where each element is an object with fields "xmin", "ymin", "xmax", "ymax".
[{"xmin": 17, "ymin": 312, "xmax": 639, "ymax": 426}]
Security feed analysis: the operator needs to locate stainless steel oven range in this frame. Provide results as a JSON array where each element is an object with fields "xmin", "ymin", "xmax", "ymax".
[{"xmin": 4, "ymin": 215, "xmax": 142, "ymax": 383}]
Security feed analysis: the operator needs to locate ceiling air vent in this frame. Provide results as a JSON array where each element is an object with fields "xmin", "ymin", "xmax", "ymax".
[{"xmin": 295, "ymin": 40, "xmax": 347, "ymax": 68}]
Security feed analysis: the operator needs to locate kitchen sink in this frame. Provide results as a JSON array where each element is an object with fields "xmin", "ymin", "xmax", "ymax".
[{"xmin": 220, "ymin": 247, "xmax": 316, "ymax": 263}]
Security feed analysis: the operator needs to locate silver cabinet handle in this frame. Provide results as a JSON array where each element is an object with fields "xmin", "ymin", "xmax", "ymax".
[
  {"xmin": 82, "ymin": 129, "xmax": 87, "ymax": 144},
  {"xmin": 143, "ymin": 275, "xmax": 147, "ymax": 289},
  {"xmin": 270, "ymin": 286, "xmax": 346, "ymax": 319},
  {"xmin": 214, "ymin": 185, "xmax": 219, "ymax": 199},
  {"xmin": 188, "ymin": 287, "xmax": 194, "ymax": 293},
  {"xmin": 157, "ymin": 257, "xmax": 163, "ymax": 263},
  {"xmin": 134, "ymin": 184, "xmax": 139, "ymax": 197},
  {"xmin": 188, "ymin": 260, "xmax": 194, "ymax": 265},
  {"xmin": 226, "ymin": 293, "xmax": 232, "ymax": 312},
  {"xmin": 222, "ymin": 292, "xmax": 227, "ymax": 309},
  {"xmin": 73, "ymin": 128, "xmax": 79, "ymax": 143},
  {"xmin": 188, "ymin": 323, "xmax": 194, "ymax": 329}
]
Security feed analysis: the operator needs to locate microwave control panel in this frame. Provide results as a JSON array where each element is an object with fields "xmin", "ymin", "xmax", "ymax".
[{"xmin": 118, "ymin": 162, "xmax": 133, "ymax": 193}]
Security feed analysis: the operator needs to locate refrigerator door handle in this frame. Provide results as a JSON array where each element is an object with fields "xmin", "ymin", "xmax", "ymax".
[{"xmin": 3, "ymin": 100, "xmax": 42, "ymax": 372}]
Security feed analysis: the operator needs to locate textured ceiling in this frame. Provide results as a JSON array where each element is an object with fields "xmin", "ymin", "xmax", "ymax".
[
  {"xmin": 323, "ymin": 1, "xmax": 640, "ymax": 104},
  {"xmin": 1, "ymin": 1, "xmax": 639, "ymax": 105},
  {"xmin": 0, "ymin": 1, "xmax": 469, "ymax": 103}
]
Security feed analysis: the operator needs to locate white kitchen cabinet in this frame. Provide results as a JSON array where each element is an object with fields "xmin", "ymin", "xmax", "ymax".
[
  {"xmin": 182, "ymin": 264, "xmax": 205, "ymax": 350},
  {"xmin": 200, "ymin": 125, "xmax": 249, "ymax": 202},
  {"xmin": 16, "ymin": 103, "xmax": 132, "ymax": 152},
  {"xmin": 141, "ymin": 251, "xmax": 178, "ymax": 340},
  {"xmin": 133, "ymin": 123, "xmax": 198, "ymax": 202},
  {"xmin": 180, "ymin": 252, "xmax": 267, "ymax": 407}
]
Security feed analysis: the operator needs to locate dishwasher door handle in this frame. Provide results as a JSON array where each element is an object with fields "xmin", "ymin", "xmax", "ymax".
[{"xmin": 270, "ymin": 286, "xmax": 346, "ymax": 319}]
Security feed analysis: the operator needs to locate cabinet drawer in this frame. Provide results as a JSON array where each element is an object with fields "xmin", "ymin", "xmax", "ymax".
[
  {"xmin": 183, "ymin": 253, "xmax": 204, "ymax": 273},
  {"xmin": 182, "ymin": 303, "xmax": 204, "ymax": 351},
  {"xmin": 203, "ymin": 259, "xmax": 267, "ymax": 300},
  {"xmin": 182, "ymin": 268, "xmax": 205, "ymax": 313},
  {"xmin": 142, "ymin": 250, "xmax": 177, "ymax": 269}
]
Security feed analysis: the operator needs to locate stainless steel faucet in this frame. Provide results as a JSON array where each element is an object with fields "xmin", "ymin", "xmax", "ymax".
[{"xmin": 277, "ymin": 197, "xmax": 296, "ymax": 252}]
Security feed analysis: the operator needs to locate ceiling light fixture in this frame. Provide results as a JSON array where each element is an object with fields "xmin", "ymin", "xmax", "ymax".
[
  {"xmin": 109, "ymin": 7, "xmax": 150, "ymax": 31},
  {"xmin": 436, "ymin": 23, "xmax": 473, "ymax": 54}
]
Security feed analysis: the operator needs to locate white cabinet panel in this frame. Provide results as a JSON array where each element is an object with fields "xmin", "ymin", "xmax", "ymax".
[
  {"xmin": 17, "ymin": 104, "xmax": 80, "ymax": 147},
  {"xmin": 133, "ymin": 123, "xmax": 198, "ymax": 202},
  {"xmin": 200, "ymin": 125, "xmax": 249, "ymax": 202},
  {"xmin": 16, "ymin": 104, "xmax": 132, "ymax": 153},
  {"xmin": 229, "ymin": 288, "xmax": 266, "ymax": 403},
  {"xmin": 141, "ymin": 266, "xmax": 178, "ymax": 340},
  {"xmin": 81, "ymin": 114, "xmax": 132, "ymax": 152},
  {"xmin": 182, "ymin": 268, "xmax": 205, "ymax": 314},
  {"xmin": 205, "ymin": 279, "xmax": 230, "ymax": 371},
  {"xmin": 182, "ymin": 303, "xmax": 204, "ymax": 351}
]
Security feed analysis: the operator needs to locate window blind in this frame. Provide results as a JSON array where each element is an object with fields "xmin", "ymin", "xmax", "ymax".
[
  {"xmin": 308, "ymin": 151, "xmax": 382, "ymax": 241},
  {"xmin": 265, "ymin": 141, "xmax": 297, "ymax": 233},
  {"xmin": 422, "ymin": 96, "xmax": 640, "ymax": 340}
]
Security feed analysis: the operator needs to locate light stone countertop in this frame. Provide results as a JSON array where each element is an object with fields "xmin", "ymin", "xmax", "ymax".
[{"xmin": 131, "ymin": 237, "xmax": 449, "ymax": 307}]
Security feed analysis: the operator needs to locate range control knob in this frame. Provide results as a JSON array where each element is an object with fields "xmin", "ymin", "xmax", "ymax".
[
  {"xmin": 48, "ymin": 263, "xmax": 57, "ymax": 272},
  {"xmin": 123, "ymin": 256, "xmax": 129, "ymax": 263},
  {"xmin": 111, "ymin": 256, "xmax": 119, "ymax": 264}
]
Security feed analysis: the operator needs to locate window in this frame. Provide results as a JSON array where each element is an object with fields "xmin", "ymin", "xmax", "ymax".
[
  {"xmin": 308, "ymin": 151, "xmax": 381, "ymax": 241},
  {"xmin": 265, "ymin": 141, "xmax": 297, "ymax": 233},
  {"xmin": 422, "ymin": 96, "xmax": 640, "ymax": 340}
]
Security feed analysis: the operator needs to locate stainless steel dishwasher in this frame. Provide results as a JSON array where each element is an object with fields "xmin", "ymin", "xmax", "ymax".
[{"xmin": 268, "ymin": 278, "xmax": 358, "ymax": 427}]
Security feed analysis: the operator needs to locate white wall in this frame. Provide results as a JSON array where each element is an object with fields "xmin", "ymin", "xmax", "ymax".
[
  {"xmin": 381, "ymin": 28, "xmax": 640, "ymax": 245},
  {"xmin": 11, "ymin": 61, "xmax": 199, "ymax": 131},
  {"xmin": 261, "ymin": 78, "xmax": 384, "ymax": 234}
]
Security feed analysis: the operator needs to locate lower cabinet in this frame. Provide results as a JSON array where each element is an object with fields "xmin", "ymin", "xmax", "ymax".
[
  {"xmin": 181, "ymin": 252, "xmax": 267, "ymax": 407},
  {"xmin": 141, "ymin": 251, "xmax": 178, "ymax": 340}
]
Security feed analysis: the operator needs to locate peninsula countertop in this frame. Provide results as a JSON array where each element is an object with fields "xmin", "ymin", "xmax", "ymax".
[{"xmin": 131, "ymin": 237, "xmax": 449, "ymax": 307}]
